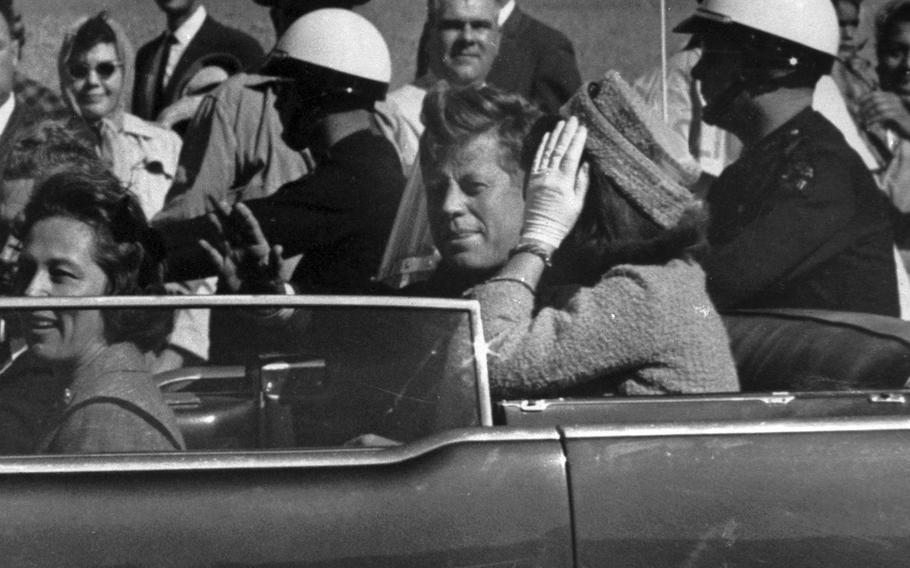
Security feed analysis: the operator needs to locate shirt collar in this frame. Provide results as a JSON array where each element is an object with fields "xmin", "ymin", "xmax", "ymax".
[
  {"xmin": 498, "ymin": 0, "xmax": 515, "ymax": 26},
  {"xmin": 0, "ymin": 94, "xmax": 16, "ymax": 136},
  {"xmin": 172, "ymin": 4, "xmax": 207, "ymax": 46}
]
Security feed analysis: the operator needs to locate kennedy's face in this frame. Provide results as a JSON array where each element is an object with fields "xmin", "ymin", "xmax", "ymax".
[
  {"xmin": 18, "ymin": 216, "xmax": 109, "ymax": 367},
  {"xmin": 433, "ymin": 0, "xmax": 500, "ymax": 85},
  {"xmin": 424, "ymin": 132, "xmax": 525, "ymax": 274}
]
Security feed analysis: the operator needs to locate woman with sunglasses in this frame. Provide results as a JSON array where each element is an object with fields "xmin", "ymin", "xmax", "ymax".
[
  {"xmin": 58, "ymin": 13, "xmax": 210, "ymax": 374},
  {"xmin": 58, "ymin": 12, "xmax": 181, "ymax": 222}
]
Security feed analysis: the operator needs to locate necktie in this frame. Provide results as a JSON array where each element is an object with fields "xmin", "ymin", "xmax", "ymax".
[
  {"xmin": 155, "ymin": 34, "xmax": 177, "ymax": 107},
  {"xmin": 141, "ymin": 32, "xmax": 172, "ymax": 119}
]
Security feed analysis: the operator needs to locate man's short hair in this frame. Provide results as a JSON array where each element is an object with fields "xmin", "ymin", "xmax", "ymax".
[{"xmin": 419, "ymin": 83, "xmax": 542, "ymax": 177}]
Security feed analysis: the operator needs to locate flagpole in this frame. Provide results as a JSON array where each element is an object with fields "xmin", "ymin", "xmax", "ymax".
[{"xmin": 660, "ymin": 0, "xmax": 669, "ymax": 123}]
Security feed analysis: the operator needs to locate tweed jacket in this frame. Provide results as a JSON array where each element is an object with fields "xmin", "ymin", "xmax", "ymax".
[
  {"xmin": 37, "ymin": 342, "xmax": 185, "ymax": 454},
  {"xmin": 471, "ymin": 259, "xmax": 739, "ymax": 398}
]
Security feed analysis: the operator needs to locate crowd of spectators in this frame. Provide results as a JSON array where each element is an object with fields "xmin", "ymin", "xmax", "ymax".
[{"xmin": 1, "ymin": 0, "xmax": 910, "ymax": 453}]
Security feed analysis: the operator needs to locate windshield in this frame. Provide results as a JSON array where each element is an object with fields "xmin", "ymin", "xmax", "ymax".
[{"xmin": 0, "ymin": 296, "xmax": 488, "ymax": 455}]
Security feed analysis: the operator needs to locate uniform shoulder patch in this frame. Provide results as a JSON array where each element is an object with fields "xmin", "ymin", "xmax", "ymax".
[{"xmin": 779, "ymin": 160, "xmax": 815, "ymax": 195}]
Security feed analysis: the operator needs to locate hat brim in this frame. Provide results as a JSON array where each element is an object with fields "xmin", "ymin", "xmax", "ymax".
[{"xmin": 673, "ymin": 12, "xmax": 730, "ymax": 35}]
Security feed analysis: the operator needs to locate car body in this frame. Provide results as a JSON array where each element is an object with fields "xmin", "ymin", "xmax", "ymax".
[{"xmin": 1, "ymin": 295, "xmax": 910, "ymax": 567}]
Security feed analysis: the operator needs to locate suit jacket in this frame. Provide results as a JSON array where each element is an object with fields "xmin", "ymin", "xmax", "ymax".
[
  {"xmin": 486, "ymin": 7, "xmax": 582, "ymax": 114},
  {"xmin": 0, "ymin": 96, "xmax": 44, "ymax": 176},
  {"xmin": 416, "ymin": 6, "xmax": 582, "ymax": 114},
  {"xmin": 132, "ymin": 14, "xmax": 264, "ymax": 121}
]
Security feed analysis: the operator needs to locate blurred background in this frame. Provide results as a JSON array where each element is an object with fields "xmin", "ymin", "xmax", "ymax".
[{"xmin": 18, "ymin": 0, "xmax": 888, "ymax": 97}]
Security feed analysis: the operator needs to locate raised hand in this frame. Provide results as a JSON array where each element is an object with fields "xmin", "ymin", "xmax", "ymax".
[
  {"xmin": 521, "ymin": 116, "xmax": 590, "ymax": 251},
  {"xmin": 199, "ymin": 198, "xmax": 287, "ymax": 294}
]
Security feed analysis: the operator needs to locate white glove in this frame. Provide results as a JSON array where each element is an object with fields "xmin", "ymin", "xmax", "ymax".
[{"xmin": 521, "ymin": 117, "xmax": 590, "ymax": 250}]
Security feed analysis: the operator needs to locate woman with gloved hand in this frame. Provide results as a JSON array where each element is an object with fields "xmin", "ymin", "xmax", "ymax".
[{"xmin": 420, "ymin": 82, "xmax": 738, "ymax": 398}]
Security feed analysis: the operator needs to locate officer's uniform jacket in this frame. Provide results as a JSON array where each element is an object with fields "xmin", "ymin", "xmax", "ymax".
[{"xmin": 702, "ymin": 108, "xmax": 900, "ymax": 316}]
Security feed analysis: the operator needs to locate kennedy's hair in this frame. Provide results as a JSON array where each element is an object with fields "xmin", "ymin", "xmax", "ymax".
[
  {"xmin": 419, "ymin": 83, "xmax": 543, "ymax": 178},
  {"xmin": 20, "ymin": 169, "xmax": 173, "ymax": 352}
]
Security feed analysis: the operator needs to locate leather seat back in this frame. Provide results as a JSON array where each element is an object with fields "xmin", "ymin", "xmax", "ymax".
[{"xmin": 723, "ymin": 309, "xmax": 910, "ymax": 392}]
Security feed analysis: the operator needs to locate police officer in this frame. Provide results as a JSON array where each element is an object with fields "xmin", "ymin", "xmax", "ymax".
[
  {"xmin": 677, "ymin": 0, "xmax": 900, "ymax": 316},
  {"xmin": 170, "ymin": 8, "xmax": 404, "ymax": 296}
]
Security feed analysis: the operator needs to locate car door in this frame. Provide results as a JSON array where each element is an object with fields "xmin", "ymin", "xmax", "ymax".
[
  {"xmin": 0, "ymin": 295, "xmax": 574, "ymax": 568},
  {"xmin": 504, "ymin": 394, "xmax": 910, "ymax": 567}
]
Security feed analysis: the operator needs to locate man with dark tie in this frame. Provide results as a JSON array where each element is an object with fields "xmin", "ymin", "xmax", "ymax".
[
  {"xmin": 415, "ymin": 0, "xmax": 581, "ymax": 114},
  {"xmin": 132, "ymin": 0, "xmax": 264, "ymax": 122}
]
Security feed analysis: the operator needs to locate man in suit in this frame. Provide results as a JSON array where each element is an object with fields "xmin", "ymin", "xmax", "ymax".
[
  {"xmin": 8, "ymin": 3, "xmax": 65, "ymax": 115},
  {"xmin": 133, "ymin": 0, "xmax": 264, "ymax": 122},
  {"xmin": 0, "ymin": 1, "xmax": 44, "ymax": 175},
  {"xmin": 415, "ymin": 0, "xmax": 581, "ymax": 114}
]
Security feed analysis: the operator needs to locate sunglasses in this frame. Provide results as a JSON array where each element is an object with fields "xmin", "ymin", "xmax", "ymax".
[{"xmin": 67, "ymin": 61, "xmax": 122, "ymax": 80}]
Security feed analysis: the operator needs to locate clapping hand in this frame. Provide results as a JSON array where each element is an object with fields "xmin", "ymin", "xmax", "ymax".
[
  {"xmin": 521, "ymin": 116, "xmax": 590, "ymax": 251},
  {"xmin": 199, "ymin": 197, "xmax": 287, "ymax": 294}
]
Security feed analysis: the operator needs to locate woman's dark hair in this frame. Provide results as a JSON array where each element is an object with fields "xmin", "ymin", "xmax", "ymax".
[
  {"xmin": 20, "ymin": 169, "xmax": 173, "ymax": 352},
  {"xmin": 550, "ymin": 166, "xmax": 709, "ymax": 286},
  {"xmin": 69, "ymin": 12, "xmax": 118, "ymax": 60},
  {"xmin": 420, "ymin": 83, "xmax": 544, "ymax": 177},
  {"xmin": 4, "ymin": 113, "xmax": 101, "ymax": 182}
]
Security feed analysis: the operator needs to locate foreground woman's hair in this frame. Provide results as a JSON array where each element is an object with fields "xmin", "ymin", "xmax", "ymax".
[{"xmin": 20, "ymin": 168, "xmax": 172, "ymax": 351}]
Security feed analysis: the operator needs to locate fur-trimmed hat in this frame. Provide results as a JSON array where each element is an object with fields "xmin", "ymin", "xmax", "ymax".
[{"xmin": 561, "ymin": 71, "xmax": 702, "ymax": 230}]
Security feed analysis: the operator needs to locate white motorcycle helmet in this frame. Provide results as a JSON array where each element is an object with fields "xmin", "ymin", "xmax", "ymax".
[
  {"xmin": 675, "ymin": 0, "xmax": 839, "ymax": 122},
  {"xmin": 263, "ymin": 8, "xmax": 391, "ymax": 109},
  {"xmin": 676, "ymin": 0, "xmax": 839, "ymax": 60}
]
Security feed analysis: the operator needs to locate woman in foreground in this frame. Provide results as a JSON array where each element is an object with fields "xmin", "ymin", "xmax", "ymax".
[{"xmin": 15, "ymin": 168, "xmax": 184, "ymax": 453}]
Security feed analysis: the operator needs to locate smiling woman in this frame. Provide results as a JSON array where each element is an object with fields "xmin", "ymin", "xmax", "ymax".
[
  {"xmin": 57, "ymin": 12, "xmax": 181, "ymax": 220},
  {"xmin": 8, "ymin": 168, "xmax": 184, "ymax": 454}
]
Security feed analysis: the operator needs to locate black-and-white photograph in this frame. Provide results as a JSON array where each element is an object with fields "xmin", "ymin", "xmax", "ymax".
[{"xmin": 1, "ymin": 0, "xmax": 909, "ymax": 565}]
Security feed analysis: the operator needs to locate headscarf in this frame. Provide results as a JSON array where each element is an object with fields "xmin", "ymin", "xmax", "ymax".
[{"xmin": 57, "ymin": 12, "xmax": 135, "ymax": 164}]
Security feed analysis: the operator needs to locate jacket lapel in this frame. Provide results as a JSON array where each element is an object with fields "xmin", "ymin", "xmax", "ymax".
[{"xmin": 161, "ymin": 15, "xmax": 217, "ymax": 105}]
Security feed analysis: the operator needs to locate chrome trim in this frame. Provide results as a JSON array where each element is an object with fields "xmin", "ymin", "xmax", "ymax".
[
  {"xmin": 562, "ymin": 415, "xmax": 910, "ymax": 439},
  {"xmin": 0, "ymin": 427, "xmax": 560, "ymax": 474},
  {"xmin": 0, "ymin": 294, "xmax": 482, "ymax": 310},
  {"xmin": 470, "ymin": 302, "xmax": 493, "ymax": 427},
  {"xmin": 1, "ymin": 294, "xmax": 494, "ymax": 426},
  {"xmin": 499, "ymin": 390, "xmax": 910, "ymax": 409}
]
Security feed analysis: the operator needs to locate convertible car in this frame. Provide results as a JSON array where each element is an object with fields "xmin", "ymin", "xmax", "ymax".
[{"xmin": 1, "ymin": 295, "xmax": 910, "ymax": 567}]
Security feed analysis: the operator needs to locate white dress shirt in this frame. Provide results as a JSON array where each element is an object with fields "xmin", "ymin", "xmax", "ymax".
[
  {"xmin": 0, "ymin": 93, "xmax": 16, "ymax": 139},
  {"xmin": 498, "ymin": 0, "xmax": 515, "ymax": 26},
  {"xmin": 163, "ymin": 5, "xmax": 207, "ymax": 89}
]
